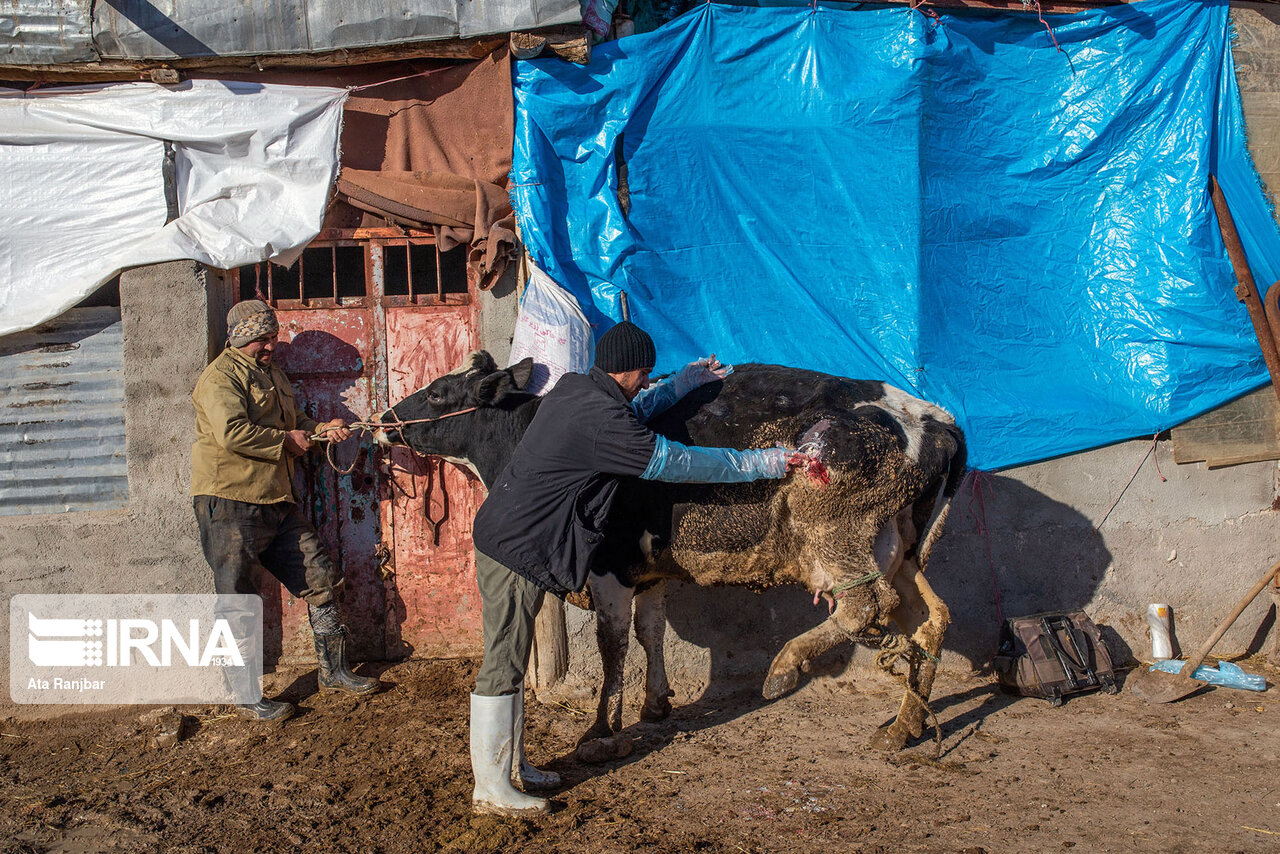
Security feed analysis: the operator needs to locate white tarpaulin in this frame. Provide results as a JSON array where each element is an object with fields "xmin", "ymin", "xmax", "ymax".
[{"xmin": 0, "ymin": 80, "xmax": 348, "ymax": 337}]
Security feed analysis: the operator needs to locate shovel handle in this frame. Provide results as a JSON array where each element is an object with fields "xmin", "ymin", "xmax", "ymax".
[{"xmin": 1182, "ymin": 559, "xmax": 1280, "ymax": 674}]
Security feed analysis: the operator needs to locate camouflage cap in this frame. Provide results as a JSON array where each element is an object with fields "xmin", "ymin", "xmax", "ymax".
[{"xmin": 227, "ymin": 300, "xmax": 279, "ymax": 348}]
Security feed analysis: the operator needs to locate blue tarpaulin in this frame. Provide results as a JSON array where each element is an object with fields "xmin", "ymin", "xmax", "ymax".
[{"xmin": 511, "ymin": 0, "xmax": 1280, "ymax": 470}]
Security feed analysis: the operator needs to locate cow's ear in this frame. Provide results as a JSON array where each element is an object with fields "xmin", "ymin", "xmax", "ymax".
[
  {"xmin": 506, "ymin": 357, "xmax": 534, "ymax": 391},
  {"xmin": 474, "ymin": 370, "xmax": 515, "ymax": 405}
]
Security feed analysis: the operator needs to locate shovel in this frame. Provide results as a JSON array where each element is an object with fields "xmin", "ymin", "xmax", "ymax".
[{"xmin": 1128, "ymin": 559, "xmax": 1280, "ymax": 704}]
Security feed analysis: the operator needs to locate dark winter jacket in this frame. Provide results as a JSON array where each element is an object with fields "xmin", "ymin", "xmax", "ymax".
[{"xmin": 472, "ymin": 366, "xmax": 657, "ymax": 596}]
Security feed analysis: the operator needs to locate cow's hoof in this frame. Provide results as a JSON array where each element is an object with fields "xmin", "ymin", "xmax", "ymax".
[
  {"xmin": 640, "ymin": 697, "xmax": 672, "ymax": 722},
  {"xmin": 869, "ymin": 722, "xmax": 909, "ymax": 752},
  {"xmin": 761, "ymin": 667, "xmax": 799, "ymax": 701},
  {"xmin": 639, "ymin": 689, "xmax": 673, "ymax": 722},
  {"xmin": 578, "ymin": 721, "xmax": 613, "ymax": 745},
  {"xmin": 575, "ymin": 734, "xmax": 633, "ymax": 764}
]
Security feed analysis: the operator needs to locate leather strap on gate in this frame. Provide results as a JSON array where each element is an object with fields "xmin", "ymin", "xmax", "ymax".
[{"xmin": 423, "ymin": 456, "xmax": 449, "ymax": 546}]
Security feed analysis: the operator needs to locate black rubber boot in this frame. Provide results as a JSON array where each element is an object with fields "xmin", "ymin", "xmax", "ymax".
[
  {"xmin": 236, "ymin": 696, "xmax": 296, "ymax": 722},
  {"xmin": 314, "ymin": 627, "xmax": 379, "ymax": 695},
  {"xmin": 226, "ymin": 658, "xmax": 295, "ymax": 722}
]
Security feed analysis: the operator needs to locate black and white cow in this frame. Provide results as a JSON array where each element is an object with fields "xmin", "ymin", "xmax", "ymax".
[{"xmin": 377, "ymin": 352, "xmax": 966, "ymax": 753}]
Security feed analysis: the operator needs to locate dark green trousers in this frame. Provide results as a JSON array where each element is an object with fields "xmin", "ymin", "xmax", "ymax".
[
  {"xmin": 193, "ymin": 495, "xmax": 343, "ymax": 607},
  {"xmin": 474, "ymin": 549, "xmax": 545, "ymax": 696}
]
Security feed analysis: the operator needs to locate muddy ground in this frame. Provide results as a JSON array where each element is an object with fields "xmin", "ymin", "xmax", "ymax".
[{"xmin": 2, "ymin": 656, "xmax": 1278, "ymax": 854}]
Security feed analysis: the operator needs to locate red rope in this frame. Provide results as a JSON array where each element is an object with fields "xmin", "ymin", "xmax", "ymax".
[
  {"xmin": 1027, "ymin": 0, "xmax": 1062, "ymax": 53},
  {"xmin": 347, "ymin": 65, "xmax": 455, "ymax": 93},
  {"xmin": 966, "ymin": 469, "xmax": 1004, "ymax": 628},
  {"xmin": 909, "ymin": 0, "xmax": 942, "ymax": 24}
]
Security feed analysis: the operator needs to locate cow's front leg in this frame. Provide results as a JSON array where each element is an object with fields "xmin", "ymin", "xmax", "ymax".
[
  {"xmin": 870, "ymin": 558, "xmax": 950, "ymax": 752},
  {"xmin": 633, "ymin": 580, "xmax": 673, "ymax": 722},
  {"xmin": 762, "ymin": 617, "xmax": 846, "ymax": 700},
  {"xmin": 762, "ymin": 573, "xmax": 899, "ymax": 700},
  {"xmin": 765, "ymin": 518, "xmax": 906, "ymax": 700},
  {"xmin": 583, "ymin": 572, "xmax": 633, "ymax": 743}
]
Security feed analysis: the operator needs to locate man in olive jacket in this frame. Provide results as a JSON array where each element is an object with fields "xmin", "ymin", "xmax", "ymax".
[{"xmin": 192, "ymin": 299, "xmax": 377, "ymax": 721}]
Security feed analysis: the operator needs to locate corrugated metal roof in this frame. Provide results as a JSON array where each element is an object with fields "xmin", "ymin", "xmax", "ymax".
[
  {"xmin": 0, "ymin": 0, "xmax": 96, "ymax": 65},
  {"xmin": 90, "ymin": 0, "xmax": 581, "ymax": 61},
  {"xmin": 0, "ymin": 307, "xmax": 129, "ymax": 516}
]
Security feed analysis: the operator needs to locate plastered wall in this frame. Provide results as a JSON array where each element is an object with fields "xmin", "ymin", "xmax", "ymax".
[{"xmin": 0, "ymin": 262, "xmax": 230, "ymax": 715}]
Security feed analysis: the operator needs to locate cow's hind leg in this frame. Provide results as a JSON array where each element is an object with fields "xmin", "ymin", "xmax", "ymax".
[
  {"xmin": 582, "ymin": 572, "xmax": 633, "ymax": 744},
  {"xmin": 870, "ymin": 557, "xmax": 950, "ymax": 752},
  {"xmin": 633, "ymin": 580, "xmax": 673, "ymax": 722}
]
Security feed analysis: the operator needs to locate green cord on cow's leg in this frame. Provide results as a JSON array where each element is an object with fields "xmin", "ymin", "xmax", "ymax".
[{"xmin": 874, "ymin": 634, "xmax": 943, "ymax": 759}]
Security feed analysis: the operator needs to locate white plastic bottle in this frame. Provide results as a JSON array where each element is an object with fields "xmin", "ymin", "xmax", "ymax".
[{"xmin": 1147, "ymin": 603, "xmax": 1173, "ymax": 660}]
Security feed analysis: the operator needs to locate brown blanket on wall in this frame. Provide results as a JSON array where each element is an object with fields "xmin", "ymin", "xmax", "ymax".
[
  {"xmin": 337, "ymin": 48, "xmax": 517, "ymax": 290},
  {"xmin": 336, "ymin": 170, "xmax": 517, "ymax": 291}
]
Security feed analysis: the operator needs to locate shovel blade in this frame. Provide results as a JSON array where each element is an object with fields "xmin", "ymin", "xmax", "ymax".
[{"xmin": 1126, "ymin": 666, "xmax": 1205, "ymax": 704}]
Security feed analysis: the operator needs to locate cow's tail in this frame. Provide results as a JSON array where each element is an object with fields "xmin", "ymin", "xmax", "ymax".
[{"xmin": 917, "ymin": 424, "xmax": 968, "ymax": 571}]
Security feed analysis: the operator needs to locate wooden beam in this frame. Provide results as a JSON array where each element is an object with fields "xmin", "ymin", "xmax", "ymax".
[
  {"xmin": 0, "ymin": 25, "xmax": 586, "ymax": 83},
  {"xmin": 530, "ymin": 596, "xmax": 568, "ymax": 697}
]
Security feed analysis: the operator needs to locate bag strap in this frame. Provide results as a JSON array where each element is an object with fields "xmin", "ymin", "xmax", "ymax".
[{"xmin": 1039, "ymin": 616, "xmax": 1098, "ymax": 688}]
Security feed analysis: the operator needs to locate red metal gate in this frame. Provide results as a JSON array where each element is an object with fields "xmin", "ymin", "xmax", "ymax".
[{"xmin": 237, "ymin": 229, "xmax": 485, "ymax": 664}]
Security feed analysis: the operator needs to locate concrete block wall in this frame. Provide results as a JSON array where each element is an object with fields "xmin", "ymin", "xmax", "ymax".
[
  {"xmin": 0, "ymin": 261, "xmax": 224, "ymax": 715},
  {"xmin": 933, "ymin": 444, "xmax": 1280, "ymax": 667},
  {"xmin": 478, "ymin": 264, "xmax": 520, "ymax": 368},
  {"xmin": 1234, "ymin": 3, "xmax": 1280, "ymax": 214}
]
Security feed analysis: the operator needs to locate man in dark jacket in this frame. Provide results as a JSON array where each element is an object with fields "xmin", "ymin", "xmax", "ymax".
[{"xmin": 466, "ymin": 321, "xmax": 800, "ymax": 815}]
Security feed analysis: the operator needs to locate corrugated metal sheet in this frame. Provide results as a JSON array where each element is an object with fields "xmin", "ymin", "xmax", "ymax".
[
  {"xmin": 92, "ymin": 0, "xmax": 581, "ymax": 61},
  {"xmin": 0, "ymin": 0, "xmax": 97, "ymax": 65},
  {"xmin": 0, "ymin": 307, "xmax": 129, "ymax": 516}
]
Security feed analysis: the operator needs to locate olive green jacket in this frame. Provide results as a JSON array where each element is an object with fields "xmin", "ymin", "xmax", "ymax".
[{"xmin": 190, "ymin": 347, "xmax": 319, "ymax": 504}]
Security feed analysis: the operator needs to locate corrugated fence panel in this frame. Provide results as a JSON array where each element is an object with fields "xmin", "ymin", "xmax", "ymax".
[
  {"xmin": 92, "ymin": 0, "xmax": 309, "ymax": 60},
  {"xmin": 457, "ymin": 0, "xmax": 581, "ymax": 37},
  {"xmin": 308, "ymin": 0, "xmax": 461, "ymax": 53},
  {"xmin": 0, "ymin": 307, "xmax": 129, "ymax": 516},
  {"xmin": 92, "ymin": 0, "xmax": 581, "ymax": 60},
  {"xmin": 0, "ymin": 0, "xmax": 96, "ymax": 65}
]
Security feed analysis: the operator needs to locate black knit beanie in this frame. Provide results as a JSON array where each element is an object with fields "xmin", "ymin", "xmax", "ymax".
[{"xmin": 595, "ymin": 321, "xmax": 656, "ymax": 373}]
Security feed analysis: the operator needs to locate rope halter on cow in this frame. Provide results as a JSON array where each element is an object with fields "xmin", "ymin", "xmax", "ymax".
[{"xmin": 310, "ymin": 406, "xmax": 481, "ymax": 475}]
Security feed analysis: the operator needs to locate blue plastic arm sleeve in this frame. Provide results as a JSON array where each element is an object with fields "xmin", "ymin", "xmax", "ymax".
[
  {"xmin": 640, "ymin": 435, "xmax": 788, "ymax": 482},
  {"xmin": 630, "ymin": 377, "xmax": 682, "ymax": 423},
  {"xmin": 631, "ymin": 359, "xmax": 735, "ymax": 423}
]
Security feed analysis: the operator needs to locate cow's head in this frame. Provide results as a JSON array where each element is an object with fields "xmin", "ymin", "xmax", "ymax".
[{"xmin": 375, "ymin": 351, "xmax": 535, "ymax": 458}]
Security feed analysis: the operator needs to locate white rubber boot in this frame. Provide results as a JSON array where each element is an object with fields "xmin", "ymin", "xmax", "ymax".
[
  {"xmin": 470, "ymin": 693, "xmax": 549, "ymax": 816},
  {"xmin": 512, "ymin": 682, "xmax": 561, "ymax": 791}
]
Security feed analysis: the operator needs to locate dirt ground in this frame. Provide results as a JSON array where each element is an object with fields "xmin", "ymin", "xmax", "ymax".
[{"xmin": 2, "ymin": 656, "xmax": 1278, "ymax": 854}]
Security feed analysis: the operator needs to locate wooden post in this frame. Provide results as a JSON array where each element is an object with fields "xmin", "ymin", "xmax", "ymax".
[
  {"xmin": 529, "ymin": 595, "xmax": 568, "ymax": 698},
  {"xmin": 1209, "ymin": 175, "xmax": 1280, "ymax": 404},
  {"xmin": 1270, "ymin": 571, "xmax": 1280, "ymax": 667}
]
